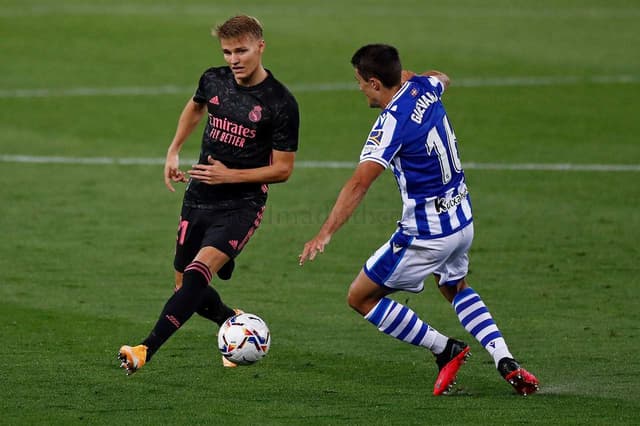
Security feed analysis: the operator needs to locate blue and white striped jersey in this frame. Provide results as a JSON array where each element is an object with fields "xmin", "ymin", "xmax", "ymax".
[{"xmin": 359, "ymin": 75, "xmax": 473, "ymax": 239}]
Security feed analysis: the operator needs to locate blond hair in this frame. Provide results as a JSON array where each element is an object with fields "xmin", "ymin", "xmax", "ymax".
[{"xmin": 214, "ymin": 15, "xmax": 263, "ymax": 40}]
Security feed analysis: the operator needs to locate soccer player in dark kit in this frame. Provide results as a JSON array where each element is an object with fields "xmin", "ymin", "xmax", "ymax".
[{"xmin": 118, "ymin": 15, "xmax": 299, "ymax": 374}]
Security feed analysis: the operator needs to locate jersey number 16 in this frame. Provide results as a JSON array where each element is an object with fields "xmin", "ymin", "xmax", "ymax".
[{"xmin": 425, "ymin": 116, "xmax": 462, "ymax": 184}]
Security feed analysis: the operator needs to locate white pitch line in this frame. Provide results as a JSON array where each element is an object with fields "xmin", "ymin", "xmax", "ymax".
[
  {"xmin": 463, "ymin": 162, "xmax": 640, "ymax": 172},
  {"xmin": 1, "ymin": 155, "xmax": 638, "ymax": 172},
  {"xmin": 0, "ymin": 75, "xmax": 638, "ymax": 99},
  {"xmin": 1, "ymin": 5, "xmax": 639, "ymax": 19}
]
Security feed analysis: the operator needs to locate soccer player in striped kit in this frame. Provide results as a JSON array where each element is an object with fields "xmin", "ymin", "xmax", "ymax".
[{"xmin": 299, "ymin": 44, "xmax": 538, "ymax": 396}]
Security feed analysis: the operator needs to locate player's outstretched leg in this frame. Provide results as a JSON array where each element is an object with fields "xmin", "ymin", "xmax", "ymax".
[
  {"xmin": 118, "ymin": 261, "xmax": 211, "ymax": 375},
  {"xmin": 498, "ymin": 357, "xmax": 539, "ymax": 396},
  {"xmin": 451, "ymin": 287, "xmax": 539, "ymax": 394},
  {"xmin": 433, "ymin": 338, "xmax": 471, "ymax": 395},
  {"xmin": 452, "ymin": 287, "xmax": 512, "ymax": 362},
  {"xmin": 364, "ymin": 297, "xmax": 469, "ymax": 395}
]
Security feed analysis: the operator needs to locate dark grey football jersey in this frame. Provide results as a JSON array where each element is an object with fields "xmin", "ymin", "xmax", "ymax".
[{"xmin": 185, "ymin": 67, "xmax": 299, "ymax": 208}]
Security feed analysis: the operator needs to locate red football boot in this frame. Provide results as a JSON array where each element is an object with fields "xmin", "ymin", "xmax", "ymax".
[
  {"xmin": 498, "ymin": 357, "xmax": 540, "ymax": 396},
  {"xmin": 433, "ymin": 338, "xmax": 471, "ymax": 395}
]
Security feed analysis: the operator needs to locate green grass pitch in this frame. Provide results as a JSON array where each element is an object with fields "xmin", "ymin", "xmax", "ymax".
[{"xmin": 1, "ymin": 0, "xmax": 639, "ymax": 424}]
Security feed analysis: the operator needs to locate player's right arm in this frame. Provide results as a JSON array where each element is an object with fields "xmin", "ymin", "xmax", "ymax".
[{"xmin": 164, "ymin": 99, "xmax": 207, "ymax": 192}]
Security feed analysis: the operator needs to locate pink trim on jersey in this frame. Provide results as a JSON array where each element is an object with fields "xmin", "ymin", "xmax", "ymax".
[
  {"xmin": 238, "ymin": 206, "xmax": 266, "ymax": 251},
  {"xmin": 185, "ymin": 260, "xmax": 212, "ymax": 283}
]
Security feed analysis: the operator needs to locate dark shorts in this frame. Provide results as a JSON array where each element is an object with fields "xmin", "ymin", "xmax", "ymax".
[{"xmin": 173, "ymin": 201, "xmax": 266, "ymax": 273}]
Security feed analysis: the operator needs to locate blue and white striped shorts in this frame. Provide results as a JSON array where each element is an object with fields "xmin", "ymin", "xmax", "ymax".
[{"xmin": 363, "ymin": 222, "xmax": 474, "ymax": 293}]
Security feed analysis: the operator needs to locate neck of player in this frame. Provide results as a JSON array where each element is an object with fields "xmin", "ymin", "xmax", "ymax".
[{"xmin": 379, "ymin": 84, "xmax": 402, "ymax": 109}]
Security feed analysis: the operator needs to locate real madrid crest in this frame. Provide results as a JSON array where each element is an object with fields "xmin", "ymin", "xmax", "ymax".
[{"xmin": 249, "ymin": 105, "xmax": 262, "ymax": 122}]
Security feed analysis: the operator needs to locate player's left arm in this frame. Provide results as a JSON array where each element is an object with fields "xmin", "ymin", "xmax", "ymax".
[
  {"xmin": 421, "ymin": 70, "xmax": 450, "ymax": 89},
  {"xmin": 298, "ymin": 160, "xmax": 385, "ymax": 265},
  {"xmin": 188, "ymin": 149, "xmax": 295, "ymax": 185},
  {"xmin": 402, "ymin": 69, "xmax": 450, "ymax": 89}
]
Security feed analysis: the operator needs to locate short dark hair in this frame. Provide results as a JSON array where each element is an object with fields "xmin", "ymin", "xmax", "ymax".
[{"xmin": 351, "ymin": 44, "xmax": 402, "ymax": 88}]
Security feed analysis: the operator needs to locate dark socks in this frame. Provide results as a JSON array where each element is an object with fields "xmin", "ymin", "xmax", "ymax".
[
  {"xmin": 216, "ymin": 259, "xmax": 235, "ymax": 280},
  {"xmin": 142, "ymin": 261, "xmax": 211, "ymax": 360},
  {"xmin": 196, "ymin": 285, "xmax": 236, "ymax": 326}
]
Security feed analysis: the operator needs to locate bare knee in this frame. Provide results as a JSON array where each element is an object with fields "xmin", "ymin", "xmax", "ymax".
[
  {"xmin": 347, "ymin": 272, "xmax": 388, "ymax": 316},
  {"xmin": 438, "ymin": 277, "xmax": 469, "ymax": 303},
  {"xmin": 347, "ymin": 286, "xmax": 367, "ymax": 315}
]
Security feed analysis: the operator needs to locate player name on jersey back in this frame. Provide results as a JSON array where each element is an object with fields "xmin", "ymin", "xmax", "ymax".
[{"xmin": 410, "ymin": 92, "xmax": 439, "ymax": 124}]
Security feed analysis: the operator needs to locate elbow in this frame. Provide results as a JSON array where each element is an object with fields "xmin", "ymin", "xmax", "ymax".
[
  {"xmin": 423, "ymin": 70, "xmax": 450, "ymax": 89},
  {"xmin": 274, "ymin": 164, "xmax": 294, "ymax": 183},
  {"xmin": 435, "ymin": 72, "xmax": 451, "ymax": 89},
  {"xmin": 441, "ymin": 74, "xmax": 451, "ymax": 89}
]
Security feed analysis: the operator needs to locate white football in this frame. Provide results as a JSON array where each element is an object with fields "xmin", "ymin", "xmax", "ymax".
[{"xmin": 218, "ymin": 313, "xmax": 271, "ymax": 365}]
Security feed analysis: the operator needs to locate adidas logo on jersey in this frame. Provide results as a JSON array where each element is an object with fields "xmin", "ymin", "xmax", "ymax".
[{"xmin": 209, "ymin": 96, "xmax": 220, "ymax": 105}]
